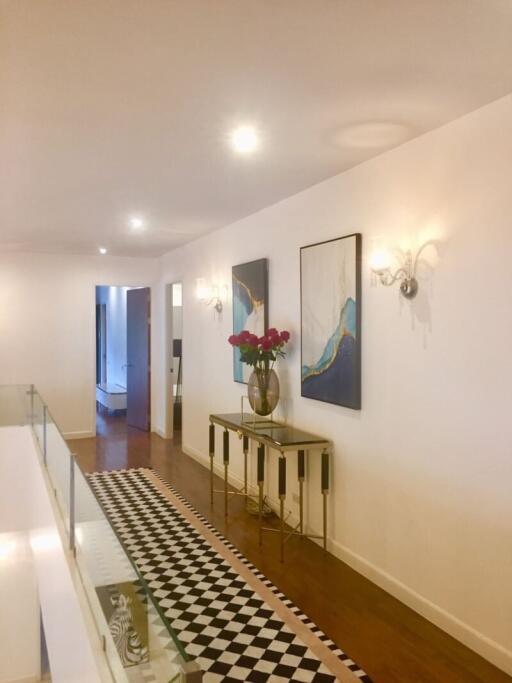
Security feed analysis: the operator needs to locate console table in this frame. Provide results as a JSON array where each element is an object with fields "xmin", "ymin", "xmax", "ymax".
[{"xmin": 208, "ymin": 413, "xmax": 331, "ymax": 561}]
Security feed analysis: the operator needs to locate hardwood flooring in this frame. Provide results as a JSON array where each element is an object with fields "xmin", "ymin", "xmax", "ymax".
[{"xmin": 68, "ymin": 411, "xmax": 511, "ymax": 683}]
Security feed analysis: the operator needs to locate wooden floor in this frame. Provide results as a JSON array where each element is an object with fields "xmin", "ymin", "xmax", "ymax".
[{"xmin": 69, "ymin": 411, "xmax": 511, "ymax": 683}]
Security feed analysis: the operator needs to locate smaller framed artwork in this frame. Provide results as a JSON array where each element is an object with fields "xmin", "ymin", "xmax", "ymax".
[
  {"xmin": 300, "ymin": 233, "xmax": 361, "ymax": 409},
  {"xmin": 232, "ymin": 258, "xmax": 269, "ymax": 383}
]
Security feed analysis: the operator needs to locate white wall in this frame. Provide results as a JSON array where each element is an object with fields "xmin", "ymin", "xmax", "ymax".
[
  {"xmin": 0, "ymin": 253, "xmax": 158, "ymax": 437},
  {"xmin": 154, "ymin": 95, "xmax": 512, "ymax": 673}
]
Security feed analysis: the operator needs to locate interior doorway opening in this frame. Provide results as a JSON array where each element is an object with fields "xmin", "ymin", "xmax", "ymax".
[
  {"xmin": 95, "ymin": 285, "xmax": 151, "ymax": 435},
  {"xmin": 166, "ymin": 282, "xmax": 183, "ymax": 438}
]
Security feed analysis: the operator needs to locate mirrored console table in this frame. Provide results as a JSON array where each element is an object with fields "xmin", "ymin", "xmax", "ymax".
[{"xmin": 208, "ymin": 412, "xmax": 331, "ymax": 562}]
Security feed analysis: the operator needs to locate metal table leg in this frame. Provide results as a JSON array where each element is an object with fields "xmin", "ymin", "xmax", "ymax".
[
  {"xmin": 209, "ymin": 423, "xmax": 215, "ymax": 506},
  {"xmin": 278, "ymin": 453, "xmax": 286, "ymax": 562},
  {"xmin": 257, "ymin": 443, "xmax": 264, "ymax": 545},
  {"xmin": 243, "ymin": 434, "xmax": 249, "ymax": 495},
  {"xmin": 223, "ymin": 429, "xmax": 229, "ymax": 516},
  {"xmin": 298, "ymin": 449, "xmax": 305, "ymax": 536},
  {"xmin": 321, "ymin": 449, "xmax": 330, "ymax": 551}
]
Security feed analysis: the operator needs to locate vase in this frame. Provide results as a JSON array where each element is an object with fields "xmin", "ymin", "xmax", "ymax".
[{"xmin": 247, "ymin": 368, "xmax": 280, "ymax": 416}]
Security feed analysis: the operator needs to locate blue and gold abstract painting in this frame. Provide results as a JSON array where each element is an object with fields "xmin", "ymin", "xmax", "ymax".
[
  {"xmin": 232, "ymin": 258, "xmax": 268, "ymax": 383},
  {"xmin": 300, "ymin": 234, "xmax": 361, "ymax": 409}
]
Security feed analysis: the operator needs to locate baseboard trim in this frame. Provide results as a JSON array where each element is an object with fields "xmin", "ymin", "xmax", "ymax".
[
  {"xmin": 330, "ymin": 540, "xmax": 512, "ymax": 675},
  {"xmin": 181, "ymin": 441, "xmax": 512, "ymax": 677},
  {"xmin": 183, "ymin": 442, "xmax": 248, "ymax": 491},
  {"xmin": 63, "ymin": 430, "xmax": 95, "ymax": 440}
]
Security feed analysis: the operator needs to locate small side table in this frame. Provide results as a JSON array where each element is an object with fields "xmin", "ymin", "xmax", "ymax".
[{"xmin": 209, "ymin": 413, "xmax": 331, "ymax": 562}]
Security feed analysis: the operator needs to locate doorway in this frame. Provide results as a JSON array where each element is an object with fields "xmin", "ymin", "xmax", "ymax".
[
  {"xmin": 95, "ymin": 286, "xmax": 151, "ymax": 435},
  {"xmin": 166, "ymin": 282, "xmax": 182, "ymax": 438}
]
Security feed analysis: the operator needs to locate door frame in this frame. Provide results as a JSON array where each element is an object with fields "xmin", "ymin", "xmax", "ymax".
[{"xmin": 93, "ymin": 284, "xmax": 152, "ymax": 436}]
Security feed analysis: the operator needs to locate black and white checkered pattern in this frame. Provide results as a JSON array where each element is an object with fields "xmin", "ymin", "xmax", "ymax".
[{"xmin": 88, "ymin": 468, "xmax": 372, "ymax": 683}]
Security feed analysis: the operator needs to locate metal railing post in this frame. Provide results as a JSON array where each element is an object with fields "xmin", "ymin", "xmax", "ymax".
[
  {"xmin": 30, "ymin": 383, "xmax": 35, "ymax": 427},
  {"xmin": 69, "ymin": 452, "xmax": 76, "ymax": 555},
  {"xmin": 180, "ymin": 660, "xmax": 202, "ymax": 682},
  {"xmin": 42, "ymin": 405, "xmax": 48, "ymax": 466}
]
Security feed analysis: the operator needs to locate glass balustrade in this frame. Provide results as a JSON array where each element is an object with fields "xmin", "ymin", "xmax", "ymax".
[{"xmin": 0, "ymin": 384, "xmax": 199, "ymax": 683}]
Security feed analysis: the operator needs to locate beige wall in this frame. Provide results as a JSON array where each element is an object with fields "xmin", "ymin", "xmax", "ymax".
[
  {"xmin": 154, "ymin": 95, "xmax": 512, "ymax": 673},
  {"xmin": 0, "ymin": 252, "xmax": 158, "ymax": 437}
]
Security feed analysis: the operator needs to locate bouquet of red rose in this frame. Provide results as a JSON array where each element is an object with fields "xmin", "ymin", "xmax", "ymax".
[
  {"xmin": 228, "ymin": 328, "xmax": 290, "ymax": 369},
  {"xmin": 228, "ymin": 328, "xmax": 291, "ymax": 415}
]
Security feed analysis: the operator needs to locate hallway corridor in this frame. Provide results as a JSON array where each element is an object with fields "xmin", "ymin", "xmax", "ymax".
[{"xmin": 68, "ymin": 418, "xmax": 510, "ymax": 683}]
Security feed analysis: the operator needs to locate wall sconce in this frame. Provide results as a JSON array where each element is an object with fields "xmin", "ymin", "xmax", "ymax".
[
  {"xmin": 196, "ymin": 278, "xmax": 225, "ymax": 313},
  {"xmin": 370, "ymin": 246, "xmax": 419, "ymax": 299}
]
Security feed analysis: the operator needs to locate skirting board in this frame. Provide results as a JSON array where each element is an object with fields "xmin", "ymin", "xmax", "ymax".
[
  {"xmin": 182, "ymin": 441, "xmax": 512, "ymax": 677},
  {"xmin": 153, "ymin": 427, "xmax": 172, "ymax": 440},
  {"xmin": 67, "ymin": 428, "xmax": 173, "ymax": 441},
  {"xmin": 63, "ymin": 430, "xmax": 95, "ymax": 440}
]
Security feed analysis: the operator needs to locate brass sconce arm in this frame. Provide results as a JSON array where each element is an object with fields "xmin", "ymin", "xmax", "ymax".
[
  {"xmin": 206, "ymin": 296, "xmax": 223, "ymax": 313},
  {"xmin": 372, "ymin": 249, "xmax": 419, "ymax": 299},
  {"xmin": 196, "ymin": 278, "xmax": 225, "ymax": 313}
]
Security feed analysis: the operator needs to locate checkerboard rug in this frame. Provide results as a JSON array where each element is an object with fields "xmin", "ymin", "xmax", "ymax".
[{"xmin": 88, "ymin": 468, "xmax": 372, "ymax": 683}]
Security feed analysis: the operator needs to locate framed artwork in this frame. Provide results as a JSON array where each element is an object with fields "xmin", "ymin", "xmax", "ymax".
[
  {"xmin": 300, "ymin": 233, "xmax": 361, "ymax": 409},
  {"xmin": 232, "ymin": 258, "xmax": 268, "ymax": 383}
]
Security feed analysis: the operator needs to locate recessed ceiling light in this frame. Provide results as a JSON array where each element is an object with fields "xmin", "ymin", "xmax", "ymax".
[
  {"xmin": 99, "ymin": 247, "xmax": 107, "ymax": 255},
  {"xmin": 129, "ymin": 215, "xmax": 146, "ymax": 230},
  {"xmin": 230, "ymin": 126, "xmax": 260, "ymax": 154}
]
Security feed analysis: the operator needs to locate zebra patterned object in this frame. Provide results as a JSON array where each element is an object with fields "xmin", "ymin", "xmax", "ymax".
[{"xmin": 97, "ymin": 582, "xmax": 149, "ymax": 668}]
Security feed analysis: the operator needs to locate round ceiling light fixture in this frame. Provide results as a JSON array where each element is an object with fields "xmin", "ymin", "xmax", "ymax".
[
  {"xmin": 98, "ymin": 247, "xmax": 107, "ymax": 255},
  {"xmin": 230, "ymin": 125, "xmax": 260, "ymax": 154},
  {"xmin": 129, "ymin": 215, "xmax": 146, "ymax": 231}
]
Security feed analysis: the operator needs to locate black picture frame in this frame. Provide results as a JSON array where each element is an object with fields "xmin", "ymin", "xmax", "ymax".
[
  {"xmin": 232, "ymin": 258, "xmax": 269, "ymax": 384},
  {"xmin": 300, "ymin": 233, "xmax": 362, "ymax": 409}
]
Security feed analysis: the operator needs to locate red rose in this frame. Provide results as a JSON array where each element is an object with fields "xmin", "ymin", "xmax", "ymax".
[
  {"xmin": 239, "ymin": 330, "xmax": 251, "ymax": 343},
  {"xmin": 267, "ymin": 327, "xmax": 278, "ymax": 336},
  {"xmin": 228, "ymin": 334, "xmax": 240, "ymax": 345},
  {"xmin": 280, "ymin": 330, "xmax": 290, "ymax": 342},
  {"xmin": 270, "ymin": 333, "xmax": 281, "ymax": 346},
  {"xmin": 261, "ymin": 337, "xmax": 273, "ymax": 351},
  {"xmin": 248, "ymin": 334, "xmax": 259, "ymax": 347}
]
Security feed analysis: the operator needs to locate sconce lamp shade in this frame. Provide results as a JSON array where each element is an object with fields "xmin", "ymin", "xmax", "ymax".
[
  {"xmin": 370, "ymin": 243, "xmax": 420, "ymax": 300},
  {"xmin": 196, "ymin": 278, "xmax": 210, "ymax": 302},
  {"xmin": 195, "ymin": 277, "xmax": 224, "ymax": 313},
  {"xmin": 370, "ymin": 248, "xmax": 392, "ymax": 273}
]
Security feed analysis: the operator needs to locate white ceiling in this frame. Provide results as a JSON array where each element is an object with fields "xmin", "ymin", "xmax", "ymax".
[{"xmin": 2, "ymin": 0, "xmax": 512, "ymax": 257}]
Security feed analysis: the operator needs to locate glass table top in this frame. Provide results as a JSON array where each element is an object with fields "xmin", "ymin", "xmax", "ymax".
[{"xmin": 210, "ymin": 413, "xmax": 330, "ymax": 448}]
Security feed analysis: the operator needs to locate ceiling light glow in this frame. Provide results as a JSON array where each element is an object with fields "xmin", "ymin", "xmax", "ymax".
[
  {"xmin": 230, "ymin": 126, "xmax": 260, "ymax": 154},
  {"xmin": 129, "ymin": 216, "xmax": 145, "ymax": 230},
  {"xmin": 99, "ymin": 247, "xmax": 107, "ymax": 255},
  {"xmin": 0, "ymin": 537, "xmax": 16, "ymax": 561}
]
